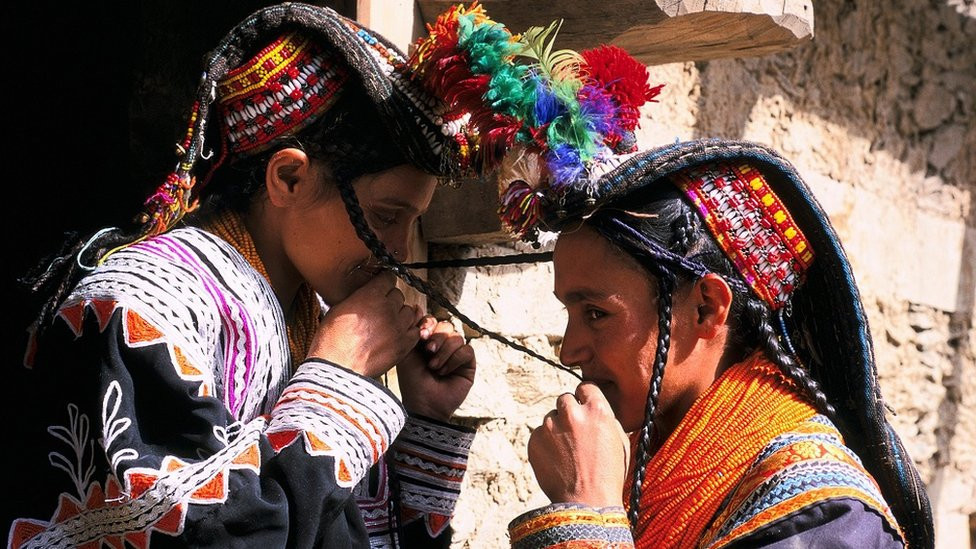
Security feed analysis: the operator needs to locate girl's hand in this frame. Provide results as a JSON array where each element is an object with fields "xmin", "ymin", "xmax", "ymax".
[
  {"xmin": 397, "ymin": 317, "xmax": 476, "ymax": 421},
  {"xmin": 307, "ymin": 272, "xmax": 422, "ymax": 378},
  {"xmin": 527, "ymin": 382, "xmax": 630, "ymax": 507}
]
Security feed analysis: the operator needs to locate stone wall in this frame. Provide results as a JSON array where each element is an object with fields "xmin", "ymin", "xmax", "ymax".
[{"xmin": 424, "ymin": 1, "xmax": 976, "ymax": 547}]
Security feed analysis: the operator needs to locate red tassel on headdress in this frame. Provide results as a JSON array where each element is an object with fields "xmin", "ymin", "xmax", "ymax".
[
  {"xmin": 139, "ymin": 101, "xmax": 204, "ymax": 239},
  {"xmin": 410, "ymin": 3, "xmax": 507, "ymax": 172},
  {"xmin": 479, "ymin": 114, "xmax": 522, "ymax": 169},
  {"xmin": 412, "ymin": 5, "xmax": 486, "ymax": 109},
  {"xmin": 498, "ymin": 180, "xmax": 542, "ymax": 237},
  {"xmin": 141, "ymin": 172, "xmax": 200, "ymax": 238}
]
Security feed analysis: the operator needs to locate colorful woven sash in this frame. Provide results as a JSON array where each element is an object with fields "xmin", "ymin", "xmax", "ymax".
[{"xmin": 624, "ymin": 353, "xmax": 817, "ymax": 549}]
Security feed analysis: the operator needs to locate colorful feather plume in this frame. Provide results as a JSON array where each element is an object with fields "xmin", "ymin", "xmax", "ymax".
[{"xmin": 410, "ymin": 2, "xmax": 663, "ymax": 238}]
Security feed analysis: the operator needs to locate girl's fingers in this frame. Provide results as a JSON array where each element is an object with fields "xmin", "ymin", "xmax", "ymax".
[
  {"xmin": 431, "ymin": 334, "xmax": 464, "ymax": 368},
  {"xmin": 417, "ymin": 315, "xmax": 437, "ymax": 339},
  {"xmin": 436, "ymin": 343, "xmax": 474, "ymax": 376},
  {"xmin": 424, "ymin": 331, "xmax": 448, "ymax": 354}
]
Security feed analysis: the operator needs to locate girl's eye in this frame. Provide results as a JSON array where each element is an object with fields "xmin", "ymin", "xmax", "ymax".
[
  {"xmin": 585, "ymin": 308, "xmax": 606, "ymax": 321},
  {"xmin": 372, "ymin": 211, "xmax": 397, "ymax": 226}
]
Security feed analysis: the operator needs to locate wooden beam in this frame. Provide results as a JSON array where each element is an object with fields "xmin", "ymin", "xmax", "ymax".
[
  {"xmin": 422, "ymin": 181, "xmax": 509, "ymax": 245},
  {"xmin": 416, "ymin": 0, "xmax": 814, "ymax": 65}
]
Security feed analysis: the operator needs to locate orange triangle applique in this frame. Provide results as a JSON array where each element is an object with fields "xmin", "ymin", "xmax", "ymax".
[
  {"xmin": 58, "ymin": 301, "xmax": 86, "ymax": 337},
  {"xmin": 173, "ymin": 346, "xmax": 203, "ymax": 377},
  {"xmin": 164, "ymin": 456, "xmax": 187, "ymax": 473},
  {"xmin": 123, "ymin": 529, "xmax": 150, "ymax": 549},
  {"xmin": 336, "ymin": 459, "xmax": 353, "ymax": 484},
  {"xmin": 52, "ymin": 493, "xmax": 82, "ymax": 522},
  {"xmin": 125, "ymin": 310, "xmax": 164, "ymax": 345},
  {"xmin": 232, "ymin": 442, "xmax": 261, "ymax": 468},
  {"xmin": 89, "ymin": 299, "xmax": 118, "ymax": 332},
  {"xmin": 9, "ymin": 519, "xmax": 49, "ymax": 549},
  {"xmin": 191, "ymin": 471, "xmax": 226, "ymax": 501},
  {"xmin": 199, "ymin": 383, "xmax": 212, "ymax": 397},
  {"xmin": 305, "ymin": 431, "xmax": 333, "ymax": 453},
  {"xmin": 154, "ymin": 503, "xmax": 186, "ymax": 535},
  {"xmin": 399, "ymin": 507, "xmax": 421, "ymax": 523},
  {"xmin": 105, "ymin": 476, "xmax": 122, "ymax": 501},
  {"xmin": 426, "ymin": 513, "xmax": 451, "ymax": 537},
  {"xmin": 83, "ymin": 482, "xmax": 106, "ymax": 511},
  {"xmin": 126, "ymin": 471, "xmax": 158, "ymax": 499},
  {"xmin": 267, "ymin": 430, "xmax": 300, "ymax": 452}
]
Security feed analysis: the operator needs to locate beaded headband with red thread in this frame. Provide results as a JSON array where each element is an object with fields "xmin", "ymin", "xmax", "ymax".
[
  {"xmin": 670, "ymin": 161, "xmax": 815, "ymax": 310},
  {"xmin": 217, "ymin": 31, "xmax": 350, "ymax": 157}
]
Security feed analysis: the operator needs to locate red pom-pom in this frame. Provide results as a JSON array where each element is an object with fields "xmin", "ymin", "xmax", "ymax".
[
  {"xmin": 498, "ymin": 180, "xmax": 542, "ymax": 237},
  {"xmin": 580, "ymin": 45, "xmax": 662, "ymax": 130}
]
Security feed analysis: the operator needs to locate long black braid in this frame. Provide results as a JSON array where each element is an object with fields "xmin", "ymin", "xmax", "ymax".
[
  {"xmin": 737, "ymin": 298, "xmax": 836, "ymax": 416},
  {"xmin": 627, "ymin": 269, "xmax": 675, "ymax": 529}
]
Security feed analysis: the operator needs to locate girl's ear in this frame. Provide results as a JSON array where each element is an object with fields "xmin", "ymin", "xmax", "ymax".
[
  {"xmin": 265, "ymin": 148, "xmax": 313, "ymax": 208},
  {"xmin": 692, "ymin": 273, "xmax": 733, "ymax": 339}
]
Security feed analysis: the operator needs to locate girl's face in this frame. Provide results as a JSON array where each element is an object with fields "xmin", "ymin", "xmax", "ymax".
[
  {"xmin": 280, "ymin": 163, "xmax": 436, "ymax": 305},
  {"xmin": 553, "ymin": 225, "xmax": 705, "ymax": 434}
]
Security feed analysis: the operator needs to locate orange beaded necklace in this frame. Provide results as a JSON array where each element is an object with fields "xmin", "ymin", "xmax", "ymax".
[
  {"xmin": 203, "ymin": 210, "xmax": 320, "ymax": 370},
  {"xmin": 624, "ymin": 352, "xmax": 816, "ymax": 549}
]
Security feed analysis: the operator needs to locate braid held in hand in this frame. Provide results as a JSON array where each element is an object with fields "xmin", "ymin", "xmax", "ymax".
[{"xmin": 336, "ymin": 179, "xmax": 580, "ymax": 379}]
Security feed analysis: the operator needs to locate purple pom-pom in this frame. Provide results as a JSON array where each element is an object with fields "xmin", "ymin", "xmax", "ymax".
[
  {"xmin": 578, "ymin": 84, "xmax": 624, "ymax": 145},
  {"xmin": 546, "ymin": 144, "xmax": 585, "ymax": 189}
]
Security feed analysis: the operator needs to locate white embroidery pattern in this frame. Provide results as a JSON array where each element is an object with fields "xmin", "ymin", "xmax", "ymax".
[
  {"xmin": 47, "ymin": 404, "xmax": 96, "ymax": 501},
  {"xmin": 266, "ymin": 361, "xmax": 405, "ymax": 488},
  {"xmin": 101, "ymin": 381, "xmax": 138, "ymax": 473},
  {"xmin": 17, "ymin": 419, "xmax": 265, "ymax": 549},
  {"xmin": 66, "ymin": 228, "xmax": 290, "ymax": 420}
]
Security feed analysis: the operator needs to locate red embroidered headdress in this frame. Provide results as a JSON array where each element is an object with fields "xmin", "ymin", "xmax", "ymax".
[
  {"xmin": 137, "ymin": 3, "xmax": 471, "ymax": 241},
  {"xmin": 671, "ymin": 161, "xmax": 814, "ymax": 310}
]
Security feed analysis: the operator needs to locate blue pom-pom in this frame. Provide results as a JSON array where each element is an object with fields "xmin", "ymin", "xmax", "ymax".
[{"xmin": 533, "ymin": 80, "xmax": 566, "ymax": 126}]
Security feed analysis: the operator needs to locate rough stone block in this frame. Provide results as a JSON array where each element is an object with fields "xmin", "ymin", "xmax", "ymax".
[{"xmin": 428, "ymin": 244, "xmax": 568, "ymax": 339}]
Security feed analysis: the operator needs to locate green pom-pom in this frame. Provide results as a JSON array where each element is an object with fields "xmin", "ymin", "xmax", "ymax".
[
  {"xmin": 462, "ymin": 21, "xmax": 521, "ymax": 75},
  {"xmin": 485, "ymin": 64, "xmax": 531, "ymax": 116}
]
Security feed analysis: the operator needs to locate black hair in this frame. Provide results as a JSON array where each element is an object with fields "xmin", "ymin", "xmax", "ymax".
[{"xmin": 585, "ymin": 181, "xmax": 835, "ymax": 530}]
